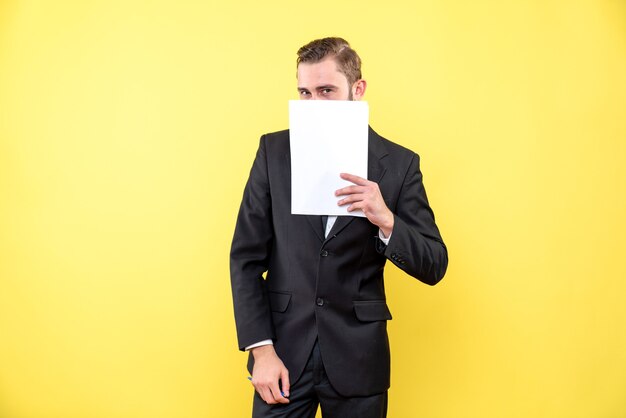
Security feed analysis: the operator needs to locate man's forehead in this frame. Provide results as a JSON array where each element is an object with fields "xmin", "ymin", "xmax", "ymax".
[{"xmin": 297, "ymin": 58, "xmax": 346, "ymax": 85}]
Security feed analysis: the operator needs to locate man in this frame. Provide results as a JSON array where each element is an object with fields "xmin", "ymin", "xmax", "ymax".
[{"xmin": 230, "ymin": 37, "xmax": 448, "ymax": 418}]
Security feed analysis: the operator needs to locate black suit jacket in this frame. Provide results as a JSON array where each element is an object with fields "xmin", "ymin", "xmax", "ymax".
[{"xmin": 230, "ymin": 127, "xmax": 447, "ymax": 397}]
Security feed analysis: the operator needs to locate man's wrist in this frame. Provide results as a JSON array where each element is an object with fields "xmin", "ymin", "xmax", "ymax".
[
  {"xmin": 378, "ymin": 229, "xmax": 391, "ymax": 245},
  {"xmin": 250, "ymin": 344, "xmax": 276, "ymax": 359},
  {"xmin": 379, "ymin": 212, "xmax": 394, "ymax": 238}
]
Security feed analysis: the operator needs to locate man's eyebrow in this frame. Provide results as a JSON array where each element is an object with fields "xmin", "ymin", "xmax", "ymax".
[
  {"xmin": 297, "ymin": 85, "xmax": 338, "ymax": 91},
  {"xmin": 315, "ymin": 85, "xmax": 338, "ymax": 90}
]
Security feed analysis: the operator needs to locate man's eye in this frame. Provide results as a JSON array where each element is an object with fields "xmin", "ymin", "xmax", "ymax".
[
  {"xmin": 322, "ymin": 89, "xmax": 332, "ymax": 94},
  {"xmin": 299, "ymin": 91, "xmax": 309, "ymax": 96}
]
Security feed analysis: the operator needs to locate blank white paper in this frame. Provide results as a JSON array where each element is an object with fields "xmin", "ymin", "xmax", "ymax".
[{"xmin": 289, "ymin": 100, "xmax": 369, "ymax": 217}]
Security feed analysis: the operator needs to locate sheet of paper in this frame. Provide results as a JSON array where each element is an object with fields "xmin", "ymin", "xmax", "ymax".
[{"xmin": 289, "ymin": 100, "xmax": 369, "ymax": 217}]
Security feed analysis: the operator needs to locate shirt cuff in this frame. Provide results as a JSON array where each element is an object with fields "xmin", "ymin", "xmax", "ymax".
[
  {"xmin": 378, "ymin": 229, "xmax": 392, "ymax": 245},
  {"xmin": 245, "ymin": 339, "xmax": 274, "ymax": 351}
]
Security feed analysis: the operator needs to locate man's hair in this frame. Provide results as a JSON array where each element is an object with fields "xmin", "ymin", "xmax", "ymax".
[{"xmin": 297, "ymin": 37, "xmax": 362, "ymax": 86}]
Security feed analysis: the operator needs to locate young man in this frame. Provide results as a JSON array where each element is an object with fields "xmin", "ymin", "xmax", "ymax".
[{"xmin": 230, "ymin": 37, "xmax": 448, "ymax": 418}]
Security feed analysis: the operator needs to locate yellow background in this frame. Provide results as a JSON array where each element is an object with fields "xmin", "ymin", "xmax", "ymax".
[{"xmin": 1, "ymin": 1, "xmax": 625, "ymax": 417}]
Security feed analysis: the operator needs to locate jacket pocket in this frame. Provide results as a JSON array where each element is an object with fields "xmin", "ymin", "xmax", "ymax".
[
  {"xmin": 353, "ymin": 300, "xmax": 393, "ymax": 322},
  {"xmin": 269, "ymin": 291, "xmax": 292, "ymax": 313}
]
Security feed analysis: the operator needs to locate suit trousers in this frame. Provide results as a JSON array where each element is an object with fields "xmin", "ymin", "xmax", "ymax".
[{"xmin": 252, "ymin": 340, "xmax": 388, "ymax": 418}]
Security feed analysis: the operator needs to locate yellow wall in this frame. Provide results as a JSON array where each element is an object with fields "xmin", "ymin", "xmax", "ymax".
[{"xmin": 1, "ymin": 1, "xmax": 625, "ymax": 417}]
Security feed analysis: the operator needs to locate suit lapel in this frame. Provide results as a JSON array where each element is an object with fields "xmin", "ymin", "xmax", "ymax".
[
  {"xmin": 367, "ymin": 126, "xmax": 388, "ymax": 184},
  {"xmin": 325, "ymin": 127, "xmax": 389, "ymax": 240},
  {"xmin": 306, "ymin": 215, "xmax": 325, "ymax": 242}
]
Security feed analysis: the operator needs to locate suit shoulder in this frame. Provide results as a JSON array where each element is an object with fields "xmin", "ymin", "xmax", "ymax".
[
  {"xmin": 262, "ymin": 129, "xmax": 289, "ymax": 141},
  {"xmin": 260, "ymin": 129, "xmax": 290, "ymax": 151},
  {"xmin": 373, "ymin": 130, "xmax": 420, "ymax": 165}
]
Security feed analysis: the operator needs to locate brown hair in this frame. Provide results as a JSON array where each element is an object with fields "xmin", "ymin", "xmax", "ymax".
[{"xmin": 296, "ymin": 37, "xmax": 362, "ymax": 86}]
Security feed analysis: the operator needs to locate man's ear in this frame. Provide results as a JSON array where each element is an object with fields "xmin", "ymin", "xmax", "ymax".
[{"xmin": 352, "ymin": 79, "xmax": 367, "ymax": 100}]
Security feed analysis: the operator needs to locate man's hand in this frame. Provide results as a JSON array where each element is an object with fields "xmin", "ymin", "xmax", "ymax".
[
  {"xmin": 336, "ymin": 173, "xmax": 394, "ymax": 237},
  {"xmin": 250, "ymin": 345, "xmax": 290, "ymax": 404}
]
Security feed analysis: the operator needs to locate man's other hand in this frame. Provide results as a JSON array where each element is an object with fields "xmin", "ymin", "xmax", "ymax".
[
  {"xmin": 250, "ymin": 345, "xmax": 290, "ymax": 404},
  {"xmin": 336, "ymin": 173, "xmax": 394, "ymax": 237}
]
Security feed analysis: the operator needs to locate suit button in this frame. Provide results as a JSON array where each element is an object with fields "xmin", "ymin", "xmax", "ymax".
[
  {"xmin": 320, "ymin": 250, "xmax": 329, "ymax": 257},
  {"xmin": 316, "ymin": 297, "xmax": 324, "ymax": 306}
]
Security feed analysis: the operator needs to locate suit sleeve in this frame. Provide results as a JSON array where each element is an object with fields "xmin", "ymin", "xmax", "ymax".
[
  {"xmin": 230, "ymin": 135, "xmax": 275, "ymax": 350},
  {"xmin": 377, "ymin": 153, "xmax": 448, "ymax": 285}
]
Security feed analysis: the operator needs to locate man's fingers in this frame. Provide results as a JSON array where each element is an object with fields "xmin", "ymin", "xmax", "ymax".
[
  {"xmin": 281, "ymin": 368, "xmax": 290, "ymax": 397},
  {"xmin": 270, "ymin": 382, "xmax": 290, "ymax": 404},
  {"xmin": 249, "ymin": 345, "xmax": 291, "ymax": 405},
  {"xmin": 347, "ymin": 202, "xmax": 364, "ymax": 213},
  {"xmin": 252, "ymin": 377, "xmax": 289, "ymax": 405},
  {"xmin": 260, "ymin": 387, "xmax": 277, "ymax": 405},
  {"xmin": 255, "ymin": 382, "xmax": 281, "ymax": 405},
  {"xmin": 335, "ymin": 185, "xmax": 366, "ymax": 197},
  {"xmin": 337, "ymin": 194, "xmax": 363, "ymax": 206},
  {"xmin": 340, "ymin": 172, "xmax": 368, "ymax": 185}
]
